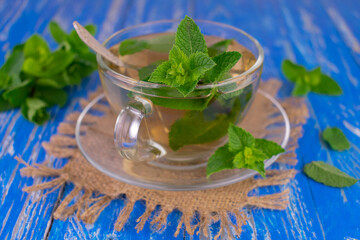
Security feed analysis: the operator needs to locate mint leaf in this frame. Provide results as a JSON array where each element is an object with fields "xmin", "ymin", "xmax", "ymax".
[
  {"xmin": 138, "ymin": 61, "xmax": 164, "ymax": 81},
  {"xmin": 0, "ymin": 44, "xmax": 24, "ymax": 77},
  {"xmin": 118, "ymin": 34, "xmax": 175, "ymax": 56},
  {"xmin": 34, "ymin": 87, "xmax": 67, "ymax": 107},
  {"xmin": 233, "ymin": 147, "xmax": 268, "ymax": 177},
  {"xmin": 189, "ymin": 52, "xmax": 216, "ymax": 79},
  {"xmin": 322, "ymin": 127, "xmax": 350, "ymax": 151},
  {"xmin": 228, "ymin": 123, "xmax": 255, "ymax": 153},
  {"xmin": 282, "ymin": 59, "xmax": 342, "ymax": 96},
  {"xmin": 36, "ymin": 78, "xmax": 64, "ymax": 89},
  {"xmin": 119, "ymin": 39, "xmax": 150, "ymax": 56},
  {"xmin": 49, "ymin": 21, "xmax": 67, "ymax": 44},
  {"xmin": 255, "ymin": 138, "xmax": 285, "ymax": 157},
  {"xmin": 208, "ymin": 39, "xmax": 233, "ymax": 57},
  {"xmin": 169, "ymin": 111, "xmax": 228, "ymax": 151},
  {"xmin": 282, "ymin": 59, "xmax": 306, "ymax": 82},
  {"xmin": 206, "ymin": 144, "xmax": 235, "ymax": 177},
  {"xmin": 304, "ymin": 161, "xmax": 357, "ymax": 187},
  {"xmin": 147, "ymin": 61, "xmax": 172, "ymax": 84},
  {"xmin": 169, "ymin": 45, "xmax": 188, "ymax": 65},
  {"xmin": 23, "ymin": 50, "xmax": 75, "ymax": 77},
  {"xmin": 292, "ymin": 80, "xmax": 311, "ymax": 96},
  {"xmin": 24, "ymin": 35, "xmax": 50, "ymax": 60},
  {"xmin": 0, "ymin": 94, "xmax": 12, "ymax": 112},
  {"xmin": 21, "ymin": 98, "xmax": 50, "ymax": 124},
  {"xmin": 3, "ymin": 79, "xmax": 33, "ymax": 107},
  {"xmin": 146, "ymin": 34, "xmax": 175, "ymax": 53},
  {"xmin": 311, "ymin": 74, "xmax": 343, "ymax": 95},
  {"xmin": 175, "ymin": 15, "xmax": 207, "ymax": 56},
  {"xmin": 169, "ymin": 98, "xmax": 241, "ymax": 150},
  {"xmin": 203, "ymin": 51, "xmax": 241, "ymax": 83}
]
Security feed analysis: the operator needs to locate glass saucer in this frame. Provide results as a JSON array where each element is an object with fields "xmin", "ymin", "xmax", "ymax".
[{"xmin": 76, "ymin": 90, "xmax": 290, "ymax": 191}]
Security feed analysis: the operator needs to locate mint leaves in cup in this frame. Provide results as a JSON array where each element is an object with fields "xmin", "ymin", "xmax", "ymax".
[{"xmin": 0, "ymin": 21, "xmax": 97, "ymax": 124}]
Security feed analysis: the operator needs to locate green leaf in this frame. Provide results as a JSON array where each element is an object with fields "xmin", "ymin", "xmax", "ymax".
[
  {"xmin": 175, "ymin": 78, "xmax": 199, "ymax": 97},
  {"xmin": 189, "ymin": 52, "xmax": 216, "ymax": 79},
  {"xmin": 282, "ymin": 59, "xmax": 306, "ymax": 82},
  {"xmin": 322, "ymin": 127, "xmax": 350, "ymax": 151},
  {"xmin": 304, "ymin": 161, "xmax": 358, "ymax": 187},
  {"xmin": 147, "ymin": 88, "xmax": 215, "ymax": 111},
  {"xmin": 138, "ymin": 61, "xmax": 164, "ymax": 81},
  {"xmin": 24, "ymin": 35, "xmax": 50, "ymax": 60},
  {"xmin": 169, "ymin": 45, "xmax": 188, "ymax": 64},
  {"xmin": 23, "ymin": 50, "xmax": 75, "ymax": 77},
  {"xmin": 147, "ymin": 34, "xmax": 175, "ymax": 52},
  {"xmin": 49, "ymin": 21, "xmax": 67, "ymax": 44},
  {"xmin": 233, "ymin": 147, "xmax": 268, "ymax": 177},
  {"xmin": 34, "ymin": 87, "xmax": 68, "ymax": 107},
  {"xmin": 203, "ymin": 51, "xmax": 242, "ymax": 83},
  {"xmin": 148, "ymin": 61, "xmax": 172, "ymax": 84},
  {"xmin": 3, "ymin": 79, "xmax": 33, "ymax": 107},
  {"xmin": 0, "ymin": 72, "xmax": 11, "ymax": 90},
  {"xmin": 255, "ymin": 138, "xmax": 285, "ymax": 157},
  {"xmin": 208, "ymin": 39, "xmax": 233, "ymax": 57},
  {"xmin": 119, "ymin": 39, "xmax": 150, "ymax": 56},
  {"xmin": 21, "ymin": 98, "xmax": 50, "ymax": 124},
  {"xmin": 228, "ymin": 123, "xmax": 255, "ymax": 153},
  {"xmin": 0, "ymin": 93, "xmax": 13, "ymax": 112},
  {"xmin": 67, "ymin": 25, "xmax": 96, "ymax": 53},
  {"xmin": 282, "ymin": 59, "xmax": 343, "ymax": 96},
  {"xmin": 292, "ymin": 80, "xmax": 310, "ymax": 96},
  {"xmin": 0, "ymin": 44, "xmax": 25, "ymax": 76},
  {"xmin": 311, "ymin": 74, "xmax": 342, "ymax": 96},
  {"xmin": 169, "ymin": 98, "xmax": 241, "ymax": 151},
  {"xmin": 174, "ymin": 15, "xmax": 207, "ymax": 56},
  {"xmin": 206, "ymin": 144, "xmax": 235, "ymax": 177},
  {"xmin": 36, "ymin": 78, "xmax": 65, "ymax": 89}
]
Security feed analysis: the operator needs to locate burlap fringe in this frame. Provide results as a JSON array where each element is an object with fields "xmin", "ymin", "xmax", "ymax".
[{"xmin": 17, "ymin": 79, "xmax": 308, "ymax": 239}]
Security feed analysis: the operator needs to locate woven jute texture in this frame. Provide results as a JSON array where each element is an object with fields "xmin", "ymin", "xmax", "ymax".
[{"xmin": 17, "ymin": 79, "xmax": 308, "ymax": 239}]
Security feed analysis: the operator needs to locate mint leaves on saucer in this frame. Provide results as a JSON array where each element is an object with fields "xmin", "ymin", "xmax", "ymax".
[
  {"xmin": 282, "ymin": 59, "xmax": 342, "ymax": 96},
  {"xmin": 206, "ymin": 124, "xmax": 285, "ymax": 178},
  {"xmin": 322, "ymin": 127, "xmax": 351, "ymax": 151},
  {"xmin": 0, "ymin": 21, "xmax": 97, "ymax": 124},
  {"xmin": 304, "ymin": 161, "xmax": 357, "ymax": 187}
]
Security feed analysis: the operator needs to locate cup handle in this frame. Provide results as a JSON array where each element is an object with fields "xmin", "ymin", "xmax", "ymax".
[{"xmin": 114, "ymin": 95, "xmax": 165, "ymax": 161}]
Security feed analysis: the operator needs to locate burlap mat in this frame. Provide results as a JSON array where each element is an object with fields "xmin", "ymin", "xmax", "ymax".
[{"xmin": 17, "ymin": 79, "xmax": 308, "ymax": 239}]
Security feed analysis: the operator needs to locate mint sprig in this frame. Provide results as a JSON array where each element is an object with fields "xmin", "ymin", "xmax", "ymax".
[
  {"xmin": 0, "ymin": 21, "xmax": 97, "ymax": 124},
  {"xmin": 146, "ymin": 16, "xmax": 241, "ymax": 97},
  {"xmin": 206, "ymin": 124, "xmax": 285, "ymax": 177},
  {"xmin": 282, "ymin": 59, "xmax": 342, "ymax": 96}
]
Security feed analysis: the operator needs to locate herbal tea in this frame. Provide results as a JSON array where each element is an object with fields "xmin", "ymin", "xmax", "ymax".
[{"xmin": 99, "ymin": 33, "xmax": 258, "ymax": 162}]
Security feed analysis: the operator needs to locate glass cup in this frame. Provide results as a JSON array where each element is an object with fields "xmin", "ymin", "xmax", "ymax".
[{"xmin": 97, "ymin": 20, "xmax": 264, "ymax": 164}]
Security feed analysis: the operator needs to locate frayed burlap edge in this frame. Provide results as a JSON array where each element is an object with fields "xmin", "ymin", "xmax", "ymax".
[{"xmin": 16, "ymin": 79, "xmax": 309, "ymax": 239}]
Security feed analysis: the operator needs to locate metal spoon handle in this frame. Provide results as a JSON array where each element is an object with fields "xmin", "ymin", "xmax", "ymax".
[{"xmin": 73, "ymin": 21, "xmax": 124, "ymax": 67}]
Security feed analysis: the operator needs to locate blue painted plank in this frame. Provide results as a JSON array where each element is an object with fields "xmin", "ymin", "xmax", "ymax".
[{"xmin": 275, "ymin": 0, "xmax": 360, "ymax": 238}]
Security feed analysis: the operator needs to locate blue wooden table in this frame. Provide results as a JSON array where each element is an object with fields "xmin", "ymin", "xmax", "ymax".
[{"xmin": 1, "ymin": 0, "xmax": 360, "ymax": 239}]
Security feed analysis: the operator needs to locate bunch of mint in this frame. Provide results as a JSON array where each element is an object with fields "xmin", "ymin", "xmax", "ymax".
[{"xmin": 0, "ymin": 21, "xmax": 97, "ymax": 124}]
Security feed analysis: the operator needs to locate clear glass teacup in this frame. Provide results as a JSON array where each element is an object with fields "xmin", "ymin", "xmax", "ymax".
[{"xmin": 97, "ymin": 20, "xmax": 264, "ymax": 163}]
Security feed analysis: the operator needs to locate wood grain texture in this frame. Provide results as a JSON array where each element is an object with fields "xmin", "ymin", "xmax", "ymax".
[{"xmin": 0, "ymin": 0, "xmax": 359, "ymax": 239}]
